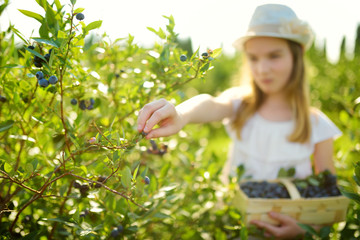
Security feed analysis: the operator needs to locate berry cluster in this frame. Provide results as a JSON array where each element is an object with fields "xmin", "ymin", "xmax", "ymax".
[
  {"xmin": 179, "ymin": 49, "xmax": 214, "ymax": 62},
  {"xmin": 35, "ymin": 71, "xmax": 58, "ymax": 88},
  {"xmin": 294, "ymin": 170, "xmax": 342, "ymax": 198},
  {"xmin": 93, "ymin": 176, "xmax": 106, "ymax": 188},
  {"xmin": 0, "ymin": 95, "xmax": 7, "ymax": 103},
  {"xmin": 110, "ymin": 224, "xmax": 124, "ymax": 237},
  {"xmin": 73, "ymin": 181, "xmax": 90, "ymax": 197},
  {"xmin": 146, "ymin": 139, "xmax": 167, "ymax": 156},
  {"xmin": 71, "ymin": 98, "xmax": 95, "ymax": 110},
  {"xmin": 32, "ymin": 48, "xmax": 53, "ymax": 68},
  {"xmin": 240, "ymin": 181, "xmax": 290, "ymax": 199}
]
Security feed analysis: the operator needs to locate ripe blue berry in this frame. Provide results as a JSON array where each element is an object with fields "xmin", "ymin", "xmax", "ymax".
[
  {"xmin": 44, "ymin": 53, "xmax": 50, "ymax": 62},
  {"xmin": 28, "ymin": 46, "xmax": 35, "ymax": 50},
  {"xmin": 117, "ymin": 224, "xmax": 124, "ymax": 232},
  {"xmin": 0, "ymin": 95, "xmax": 7, "ymax": 103},
  {"xmin": 38, "ymin": 78, "xmax": 49, "ymax": 88},
  {"xmin": 144, "ymin": 176, "xmax": 150, "ymax": 185},
  {"xmin": 111, "ymin": 229, "xmax": 119, "ymax": 237},
  {"xmin": 180, "ymin": 54, "xmax": 187, "ymax": 62},
  {"xmin": 34, "ymin": 61, "xmax": 43, "ymax": 68},
  {"xmin": 201, "ymin": 52, "xmax": 209, "ymax": 58},
  {"xmin": 71, "ymin": 98, "xmax": 77, "ymax": 105},
  {"xmin": 79, "ymin": 100, "xmax": 86, "ymax": 110},
  {"xmin": 90, "ymin": 98, "xmax": 95, "ymax": 105},
  {"xmin": 36, "ymin": 71, "xmax": 44, "ymax": 79},
  {"xmin": 48, "ymin": 75, "xmax": 58, "ymax": 85},
  {"xmin": 76, "ymin": 13, "xmax": 85, "ymax": 21}
]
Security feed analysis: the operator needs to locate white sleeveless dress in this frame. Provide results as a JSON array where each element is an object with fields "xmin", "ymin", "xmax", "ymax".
[{"xmin": 223, "ymin": 98, "xmax": 342, "ymax": 180}]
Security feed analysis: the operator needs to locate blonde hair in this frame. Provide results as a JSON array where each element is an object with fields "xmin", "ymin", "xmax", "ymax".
[{"xmin": 231, "ymin": 40, "xmax": 311, "ymax": 143}]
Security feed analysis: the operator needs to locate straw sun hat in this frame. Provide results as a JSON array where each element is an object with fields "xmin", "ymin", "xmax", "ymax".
[{"xmin": 233, "ymin": 4, "xmax": 314, "ymax": 50}]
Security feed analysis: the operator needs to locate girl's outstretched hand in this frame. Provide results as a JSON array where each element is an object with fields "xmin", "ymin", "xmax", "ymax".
[
  {"xmin": 137, "ymin": 98, "xmax": 185, "ymax": 139},
  {"xmin": 250, "ymin": 212, "xmax": 305, "ymax": 239}
]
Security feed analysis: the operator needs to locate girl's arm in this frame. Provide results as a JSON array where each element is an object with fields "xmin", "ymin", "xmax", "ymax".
[
  {"xmin": 313, "ymin": 138, "xmax": 336, "ymax": 174},
  {"xmin": 137, "ymin": 93, "xmax": 233, "ymax": 139}
]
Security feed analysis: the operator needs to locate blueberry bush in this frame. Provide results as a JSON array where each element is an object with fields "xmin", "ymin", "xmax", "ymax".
[
  {"xmin": 0, "ymin": 0, "xmax": 227, "ymax": 239},
  {"xmin": 1, "ymin": 0, "xmax": 360, "ymax": 239}
]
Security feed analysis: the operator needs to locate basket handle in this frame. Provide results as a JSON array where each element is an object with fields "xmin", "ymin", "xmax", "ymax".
[{"xmin": 278, "ymin": 178, "xmax": 301, "ymax": 200}]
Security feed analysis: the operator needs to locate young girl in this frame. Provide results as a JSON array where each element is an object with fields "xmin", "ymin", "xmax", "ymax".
[{"xmin": 137, "ymin": 4, "xmax": 341, "ymax": 239}]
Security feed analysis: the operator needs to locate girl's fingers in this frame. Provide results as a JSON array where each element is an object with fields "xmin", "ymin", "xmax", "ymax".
[
  {"xmin": 137, "ymin": 99, "xmax": 168, "ymax": 132},
  {"xmin": 146, "ymin": 124, "xmax": 175, "ymax": 139},
  {"xmin": 143, "ymin": 102, "xmax": 176, "ymax": 135},
  {"xmin": 251, "ymin": 220, "xmax": 279, "ymax": 235}
]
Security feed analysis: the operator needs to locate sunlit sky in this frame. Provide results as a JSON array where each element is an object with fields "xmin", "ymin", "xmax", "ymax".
[{"xmin": 1, "ymin": 0, "xmax": 360, "ymax": 62}]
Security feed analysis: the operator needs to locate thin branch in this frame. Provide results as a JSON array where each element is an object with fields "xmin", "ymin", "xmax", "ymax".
[{"xmin": 68, "ymin": 173, "xmax": 147, "ymax": 210}]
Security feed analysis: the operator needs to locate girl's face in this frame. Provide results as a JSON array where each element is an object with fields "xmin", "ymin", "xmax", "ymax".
[{"xmin": 244, "ymin": 37, "xmax": 293, "ymax": 96}]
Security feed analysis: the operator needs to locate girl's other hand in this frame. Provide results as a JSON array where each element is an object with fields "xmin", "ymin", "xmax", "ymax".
[
  {"xmin": 137, "ymin": 99, "xmax": 185, "ymax": 139},
  {"xmin": 250, "ymin": 212, "xmax": 305, "ymax": 239}
]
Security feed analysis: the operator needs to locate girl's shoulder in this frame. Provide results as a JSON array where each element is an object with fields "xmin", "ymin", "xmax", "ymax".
[
  {"xmin": 216, "ymin": 85, "xmax": 251, "ymax": 102},
  {"xmin": 309, "ymin": 107, "xmax": 333, "ymax": 124},
  {"xmin": 309, "ymin": 107, "xmax": 342, "ymax": 142}
]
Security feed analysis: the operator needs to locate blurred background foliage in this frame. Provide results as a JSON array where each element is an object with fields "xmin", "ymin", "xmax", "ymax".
[{"xmin": 0, "ymin": 0, "xmax": 360, "ymax": 239}]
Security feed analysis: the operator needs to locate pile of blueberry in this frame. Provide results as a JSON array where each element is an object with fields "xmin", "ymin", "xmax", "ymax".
[
  {"xmin": 30, "ymin": 47, "xmax": 53, "ymax": 68},
  {"xmin": 70, "ymin": 98, "xmax": 95, "ymax": 110},
  {"xmin": 240, "ymin": 170, "xmax": 342, "ymax": 199},
  {"xmin": 35, "ymin": 71, "xmax": 58, "ymax": 88},
  {"xmin": 294, "ymin": 170, "xmax": 342, "ymax": 198},
  {"xmin": 240, "ymin": 181, "xmax": 290, "ymax": 199}
]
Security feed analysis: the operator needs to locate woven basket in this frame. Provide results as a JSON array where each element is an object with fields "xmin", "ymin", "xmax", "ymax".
[{"xmin": 233, "ymin": 178, "xmax": 350, "ymax": 225}]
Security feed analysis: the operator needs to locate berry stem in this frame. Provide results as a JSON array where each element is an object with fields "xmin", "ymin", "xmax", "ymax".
[{"xmin": 58, "ymin": 6, "xmax": 76, "ymax": 161}]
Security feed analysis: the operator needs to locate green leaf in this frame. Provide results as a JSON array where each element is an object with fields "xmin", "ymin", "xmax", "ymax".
[
  {"xmin": 4, "ymin": 162, "xmax": 12, "ymax": 173},
  {"xmin": 339, "ymin": 110, "xmax": 349, "ymax": 125},
  {"xmin": 147, "ymin": 27, "xmax": 157, "ymax": 35},
  {"xmin": 308, "ymin": 177, "xmax": 319, "ymax": 186},
  {"xmin": 133, "ymin": 163, "xmax": 140, "ymax": 180},
  {"xmin": 0, "ymin": 120, "xmax": 14, "ymax": 132},
  {"xmin": 11, "ymin": 27, "xmax": 28, "ymax": 44},
  {"xmin": 18, "ymin": 9, "xmax": 43, "ymax": 23},
  {"xmin": 54, "ymin": 0, "xmax": 62, "ymax": 11},
  {"xmin": 70, "ymin": 0, "xmax": 77, "ymax": 6},
  {"xmin": 160, "ymin": 44, "xmax": 170, "ymax": 64},
  {"xmin": 153, "ymin": 212, "xmax": 171, "ymax": 219},
  {"xmin": 23, "ymin": 232, "xmax": 40, "ymax": 240},
  {"xmin": 340, "ymin": 189, "xmax": 360, "ymax": 204},
  {"xmin": 32, "ymin": 159, "xmax": 38, "ymax": 171},
  {"xmin": 140, "ymin": 166, "xmax": 148, "ymax": 178},
  {"xmin": 32, "ymin": 38, "xmax": 60, "ymax": 48},
  {"xmin": 121, "ymin": 166, "xmax": 132, "ymax": 188},
  {"xmin": 85, "ymin": 20, "xmax": 102, "ymax": 32},
  {"xmin": 298, "ymin": 223, "xmax": 318, "ymax": 236},
  {"xmin": 25, "ymin": 163, "xmax": 34, "ymax": 173},
  {"xmin": 0, "ymin": 1, "xmax": 10, "ymax": 16},
  {"xmin": 0, "ymin": 64, "xmax": 24, "ymax": 69},
  {"xmin": 212, "ymin": 48, "xmax": 222, "ymax": 58},
  {"xmin": 25, "ymin": 48, "xmax": 46, "ymax": 62},
  {"xmin": 39, "ymin": 23, "xmax": 49, "ymax": 39},
  {"xmin": 74, "ymin": 8, "xmax": 85, "ymax": 14},
  {"xmin": 113, "ymin": 151, "xmax": 120, "ymax": 161},
  {"xmin": 57, "ymin": 30, "xmax": 67, "ymax": 38},
  {"xmin": 35, "ymin": 0, "xmax": 47, "ymax": 9},
  {"xmin": 200, "ymin": 62, "xmax": 210, "ymax": 72}
]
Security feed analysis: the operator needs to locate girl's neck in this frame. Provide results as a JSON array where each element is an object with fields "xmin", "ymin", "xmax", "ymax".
[
  {"xmin": 258, "ymin": 94, "xmax": 293, "ymax": 121},
  {"xmin": 263, "ymin": 94, "xmax": 290, "ymax": 109}
]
